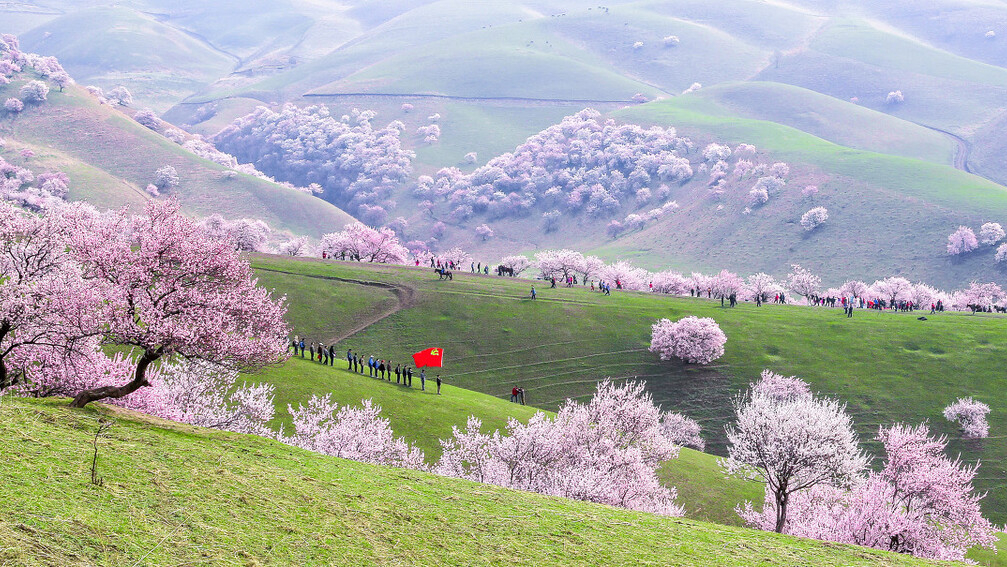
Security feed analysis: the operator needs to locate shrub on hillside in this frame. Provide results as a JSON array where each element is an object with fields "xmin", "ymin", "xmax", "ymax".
[
  {"xmin": 134, "ymin": 109, "xmax": 159, "ymax": 130},
  {"xmin": 943, "ymin": 397, "xmax": 990, "ymax": 438},
  {"xmin": 800, "ymin": 207, "xmax": 828, "ymax": 231},
  {"xmin": 3, "ymin": 97, "xmax": 23, "ymax": 113},
  {"xmin": 19, "ymin": 80, "xmax": 49, "ymax": 104}
]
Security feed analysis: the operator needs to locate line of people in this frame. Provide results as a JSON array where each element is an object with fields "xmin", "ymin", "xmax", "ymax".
[
  {"xmin": 290, "ymin": 336, "xmax": 336, "ymax": 365},
  {"xmin": 345, "ymin": 348, "xmax": 442, "ymax": 394}
]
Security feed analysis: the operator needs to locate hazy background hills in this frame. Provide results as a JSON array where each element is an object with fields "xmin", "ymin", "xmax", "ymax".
[{"xmin": 4, "ymin": 0, "xmax": 1007, "ymax": 287}]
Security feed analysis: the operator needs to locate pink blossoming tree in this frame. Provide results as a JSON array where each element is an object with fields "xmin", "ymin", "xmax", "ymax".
[
  {"xmin": 723, "ymin": 371, "xmax": 868, "ymax": 532},
  {"xmin": 649, "ymin": 316, "xmax": 726, "ymax": 365},
  {"xmin": 943, "ymin": 397, "xmax": 991, "ymax": 438},
  {"xmin": 66, "ymin": 199, "xmax": 289, "ymax": 407}
]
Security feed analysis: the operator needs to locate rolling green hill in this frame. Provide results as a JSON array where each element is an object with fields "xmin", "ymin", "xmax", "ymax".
[
  {"xmin": 0, "ymin": 81, "xmax": 355, "ymax": 237},
  {"xmin": 249, "ymin": 255, "xmax": 1007, "ymax": 541},
  {"xmin": 18, "ymin": 6, "xmax": 237, "ymax": 111},
  {"xmin": 0, "ymin": 396, "xmax": 941, "ymax": 566}
]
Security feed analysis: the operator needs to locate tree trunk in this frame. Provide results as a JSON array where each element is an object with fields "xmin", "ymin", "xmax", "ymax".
[
  {"xmin": 774, "ymin": 490, "xmax": 789, "ymax": 533},
  {"xmin": 69, "ymin": 349, "xmax": 161, "ymax": 408}
]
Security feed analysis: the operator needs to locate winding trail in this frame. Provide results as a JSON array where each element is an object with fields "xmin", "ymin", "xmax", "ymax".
[
  {"xmin": 920, "ymin": 124, "xmax": 973, "ymax": 173},
  {"xmin": 255, "ymin": 267, "xmax": 415, "ymax": 345}
]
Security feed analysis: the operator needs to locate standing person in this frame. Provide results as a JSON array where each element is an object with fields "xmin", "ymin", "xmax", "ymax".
[
  {"xmin": 378, "ymin": 359, "xmax": 386, "ymax": 379},
  {"xmin": 395, "ymin": 364, "xmax": 401, "ymax": 384},
  {"xmin": 320, "ymin": 343, "xmax": 327, "ymax": 364},
  {"xmin": 420, "ymin": 369, "xmax": 426, "ymax": 391},
  {"xmin": 511, "ymin": 386, "xmax": 519, "ymax": 403},
  {"xmin": 519, "ymin": 387, "xmax": 526, "ymax": 405},
  {"xmin": 847, "ymin": 303, "xmax": 854, "ymax": 318},
  {"xmin": 530, "ymin": 286, "xmax": 537, "ymax": 300},
  {"xmin": 407, "ymin": 366, "xmax": 413, "ymax": 387},
  {"xmin": 436, "ymin": 374, "xmax": 442, "ymax": 395},
  {"xmin": 328, "ymin": 344, "xmax": 335, "ymax": 366},
  {"xmin": 309, "ymin": 342, "xmax": 315, "ymax": 361},
  {"xmin": 299, "ymin": 339, "xmax": 305, "ymax": 357},
  {"xmin": 347, "ymin": 349, "xmax": 353, "ymax": 369}
]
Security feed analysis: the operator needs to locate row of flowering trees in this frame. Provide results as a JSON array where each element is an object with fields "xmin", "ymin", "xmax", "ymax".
[{"xmin": 515, "ymin": 250, "xmax": 1007, "ymax": 311}]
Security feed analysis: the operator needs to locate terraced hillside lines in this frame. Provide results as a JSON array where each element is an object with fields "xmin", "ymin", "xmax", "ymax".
[
  {"xmin": 0, "ymin": 84, "xmax": 356, "ymax": 236},
  {"xmin": 0, "ymin": 398, "xmax": 941, "ymax": 566},
  {"xmin": 251, "ymin": 256, "xmax": 1007, "ymax": 528}
]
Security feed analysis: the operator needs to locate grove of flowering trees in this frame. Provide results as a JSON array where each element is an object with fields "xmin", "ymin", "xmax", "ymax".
[
  {"xmin": 0, "ymin": 157, "xmax": 70, "ymax": 211},
  {"xmin": 213, "ymin": 104, "xmax": 414, "ymax": 218},
  {"xmin": 649, "ymin": 316, "xmax": 726, "ymax": 365},
  {"xmin": 320, "ymin": 222, "xmax": 409, "ymax": 263},
  {"xmin": 435, "ymin": 380, "xmax": 693, "ymax": 516},
  {"xmin": 737, "ymin": 422, "xmax": 997, "ymax": 562}
]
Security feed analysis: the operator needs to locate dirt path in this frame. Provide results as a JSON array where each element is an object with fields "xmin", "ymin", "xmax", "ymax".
[
  {"xmin": 919, "ymin": 124, "xmax": 972, "ymax": 173},
  {"xmin": 255, "ymin": 267, "xmax": 416, "ymax": 344}
]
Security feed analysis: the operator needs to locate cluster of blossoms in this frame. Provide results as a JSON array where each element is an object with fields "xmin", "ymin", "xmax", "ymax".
[
  {"xmin": 434, "ymin": 380, "xmax": 698, "ymax": 515},
  {"xmin": 416, "ymin": 109, "xmax": 703, "ymax": 224},
  {"xmin": 0, "ymin": 156, "xmax": 69, "ymax": 211},
  {"xmin": 724, "ymin": 372, "xmax": 996, "ymax": 562},
  {"xmin": 319, "ymin": 222, "xmax": 410, "ymax": 263},
  {"xmin": 213, "ymin": 104, "xmax": 414, "ymax": 217},
  {"xmin": 649, "ymin": 316, "xmax": 727, "ymax": 365},
  {"xmin": 943, "ymin": 397, "xmax": 991, "ymax": 438}
]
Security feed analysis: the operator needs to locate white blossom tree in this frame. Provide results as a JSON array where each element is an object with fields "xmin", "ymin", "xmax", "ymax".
[{"xmin": 722, "ymin": 372, "xmax": 868, "ymax": 532}]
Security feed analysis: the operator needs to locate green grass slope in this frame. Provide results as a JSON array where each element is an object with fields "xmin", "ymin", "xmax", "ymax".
[
  {"xmin": 309, "ymin": 21, "xmax": 663, "ymax": 100},
  {"xmin": 250, "ymin": 256, "xmax": 1007, "ymax": 533},
  {"xmin": 18, "ymin": 6, "xmax": 237, "ymax": 111},
  {"xmin": 2, "ymin": 397, "xmax": 940, "ymax": 566},
  {"xmin": 0, "ymin": 82, "xmax": 355, "ymax": 237},
  {"xmin": 694, "ymin": 81, "xmax": 954, "ymax": 164}
]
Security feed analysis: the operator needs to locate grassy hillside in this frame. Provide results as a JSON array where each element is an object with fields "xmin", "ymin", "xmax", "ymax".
[
  {"xmin": 1, "ymin": 397, "xmax": 941, "ymax": 566},
  {"xmin": 600, "ymin": 96, "xmax": 1007, "ymax": 289},
  {"xmin": 0, "ymin": 81, "xmax": 355, "ymax": 237},
  {"xmin": 250, "ymin": 256, "xmax": 1007, "ymax": 535},
  {"xmin": 694, "ymin": 81, "xmax": 955, "ymax": 164},
  {"xmin": 18, "ymin": 6, "xmax": 237, "ymax": 111}
]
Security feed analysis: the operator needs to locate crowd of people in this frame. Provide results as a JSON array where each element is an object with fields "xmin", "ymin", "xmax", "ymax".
[{"xmin": 288, "ymin": 338, "xmax": 443, "ymax": 394}]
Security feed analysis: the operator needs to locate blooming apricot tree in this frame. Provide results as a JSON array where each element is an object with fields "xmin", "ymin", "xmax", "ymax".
[
  {"xmin": 650, "ymin": 316, "xmax": 726, "ymax": 365},
  {"xmin": 66, "ymin": 199, "xmax": 288, "ymax": 407}
]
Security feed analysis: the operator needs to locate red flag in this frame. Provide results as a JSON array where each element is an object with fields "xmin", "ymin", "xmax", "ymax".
[{"xmin": 412, "ymin": 347, "xmax": 444, "ymax": 368}]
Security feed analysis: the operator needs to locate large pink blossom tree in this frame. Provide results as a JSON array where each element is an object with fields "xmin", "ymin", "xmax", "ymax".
[
  {"xmin": 66, "ymin": 199, "xmax": 289, "ymax": 407},
  {"xmin": 649, "ymin": 316, "xmax": 726, "ymax": 365},
  {"xmin": 722, "ymin": 371, "xmax": 868, "ymax": 532},
  {"xmin": 0, "ymin": 202, "xmax": 103, "ymax": 391},
  {"xmin": 739, "ymin": 424, "xmax": 997, "ymax": 562}
]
